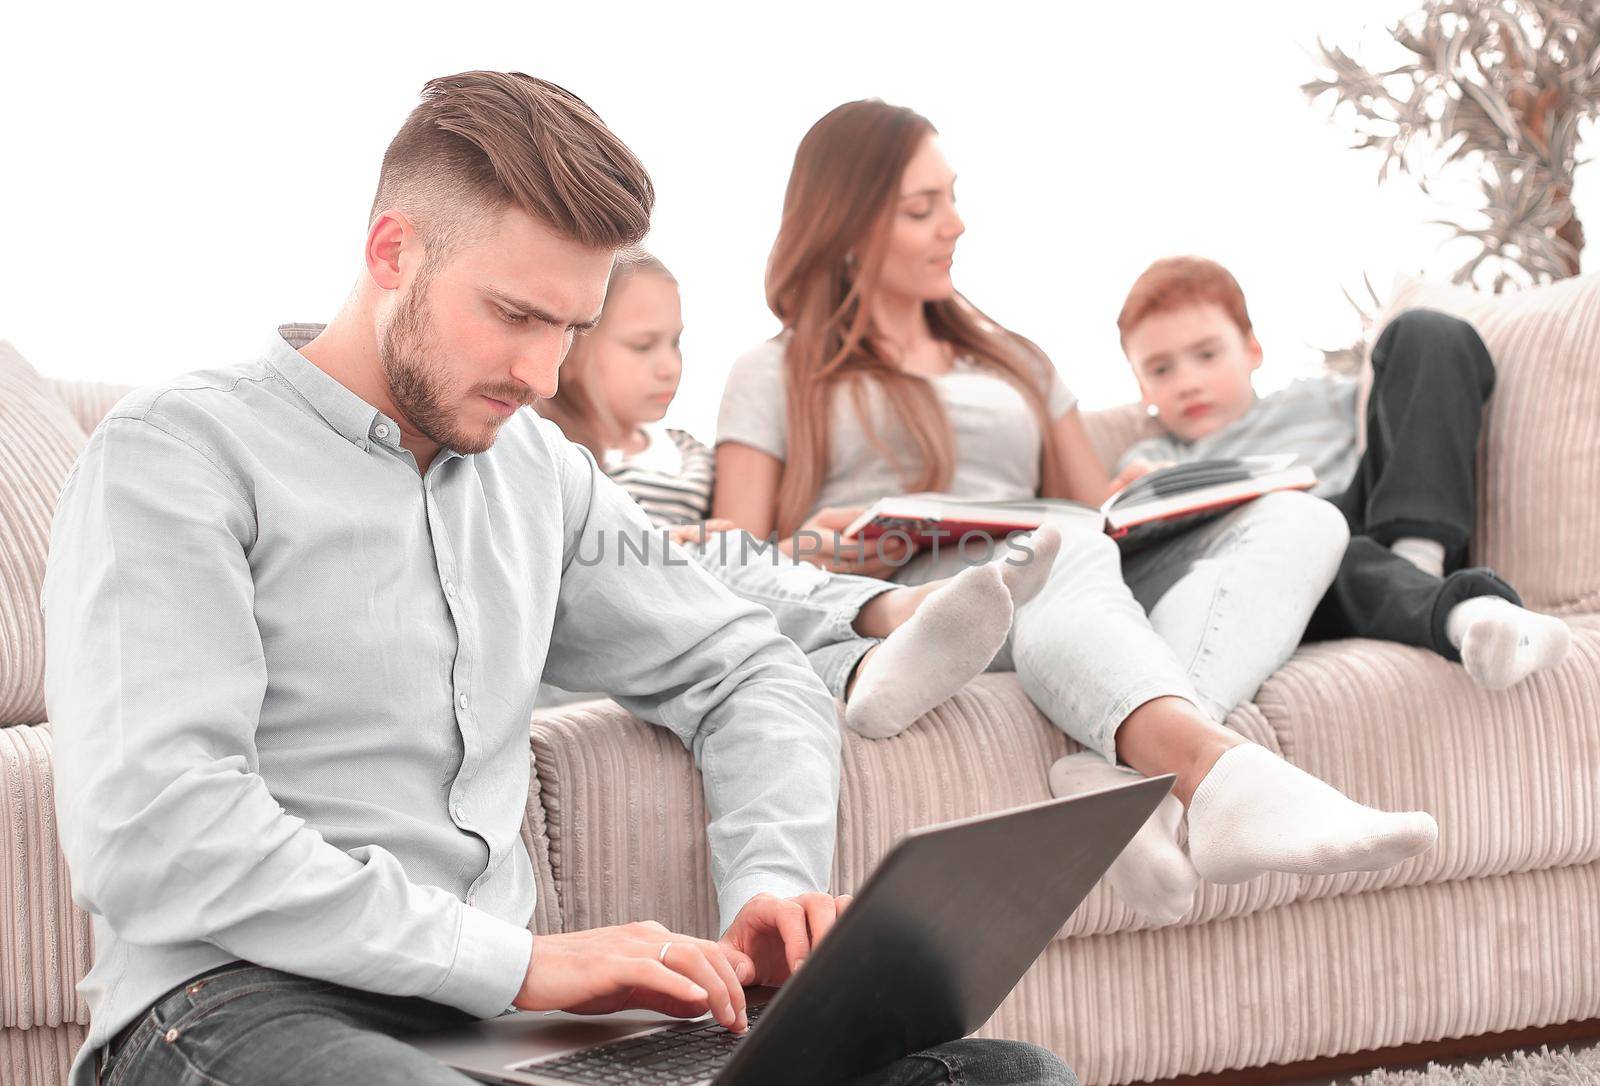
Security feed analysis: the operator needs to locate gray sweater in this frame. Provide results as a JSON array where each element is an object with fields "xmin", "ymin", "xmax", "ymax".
[{"xmin": 1120, "ymin": 375, "xmax": 1362, "ymax": 498}]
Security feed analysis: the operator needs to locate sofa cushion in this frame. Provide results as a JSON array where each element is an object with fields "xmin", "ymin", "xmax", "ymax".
[
  {"xmin": 1371, "ymin": 274, "xmax": 1600, "ymax": 613},
  {"xmin": 0, "ymin": 345, "xmax": 88, "ymax": 726},
  {"xmin": 529, "ymin": 615, "xmax": 1600, "ymax": 944},
  {"xmin": 530, "ymin": 676, "xmax": 1297, "ymax": 940},
  {"xmin": 1251, "ymin": 614, "xmax": 1600, "ymax": 903}
]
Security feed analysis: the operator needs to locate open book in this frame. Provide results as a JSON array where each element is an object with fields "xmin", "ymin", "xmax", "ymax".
[{"xmin": 841, "ymin": 456, "xmax": 1317, "ymax": 553}]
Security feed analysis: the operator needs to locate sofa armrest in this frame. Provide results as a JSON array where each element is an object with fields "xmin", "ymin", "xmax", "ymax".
[
  {"xmin": 531, "ymin": 700, "xmax": 722, "ymax": 937},
  {"xmin": 43, "ymin": 378, "xmax": 134, "ymax": 437},
  {"xmin": 0, "ymin": 724, "xmax": 92, "ymax": 1030},
  {"xmin": 523, "ymin": 730, "xmax": 564, "ymax": 936}
]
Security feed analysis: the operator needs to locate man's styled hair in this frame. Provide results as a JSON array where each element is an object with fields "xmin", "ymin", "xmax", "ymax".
[
  {"xmin": 370, "ymin": 71, "xmax": 654, "ymax": 269},
  {"xmin": 1117, "ymin": 256, "xmax": 1254, "ymax": 347}
]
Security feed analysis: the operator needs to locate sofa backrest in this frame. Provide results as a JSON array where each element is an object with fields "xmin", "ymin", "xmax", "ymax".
[{"xmin": 7, "ymin": 275, "xmax": 1599, "ymax": 731}]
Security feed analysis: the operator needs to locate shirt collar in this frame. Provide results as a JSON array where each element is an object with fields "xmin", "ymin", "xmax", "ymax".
[{"xmin": 263, "ymin": 323, "xmax": 456, "ymax": 463}]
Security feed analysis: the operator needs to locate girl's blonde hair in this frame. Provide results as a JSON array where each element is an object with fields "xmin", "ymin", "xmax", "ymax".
[
  {"xmin": 538, "ymin": 252, "xmax": 676, "ymax": 458},
  {"xmin": 765, "ymin": 100, "xmax": 1064, "ymax": 538}
]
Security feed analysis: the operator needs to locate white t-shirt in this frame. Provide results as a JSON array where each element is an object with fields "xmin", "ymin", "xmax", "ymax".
[{"xmin": 716, "ymin": 336, "xmax": 1078, "ymax": 520}]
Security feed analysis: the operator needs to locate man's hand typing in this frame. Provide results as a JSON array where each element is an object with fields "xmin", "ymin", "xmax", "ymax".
[{"xmin": 516, "ymin": 920, "xmax": 750, "ymax": 1033}]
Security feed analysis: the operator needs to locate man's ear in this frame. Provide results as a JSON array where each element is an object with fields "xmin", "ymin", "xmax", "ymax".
[{"xmin": 365, "ymin": 211, "xmax": 416, "ymax": 292}]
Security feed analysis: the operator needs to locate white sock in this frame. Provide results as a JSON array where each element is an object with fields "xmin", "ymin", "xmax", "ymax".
[
  {"xmin": 1049, "ymin": 751, "xmax": 1197, "ymax": 925},
  {"xmin": 1186, "ymin": 744, "xmax": 1438, "ymax": 885},
  {"xmin": 844, "ymin": 563, "xmax": 1012, "ymax": 739},
  {"xmin": 1390, "ymin": 537, "xmax": 1446, "ymax": 577},
  {"xmin": 1445, "ymin": 595, "xmax": 1572, "ymax": 690},
  {"xmin": 997, "ymin": 524, "xmax": 1062, "ymax": 608}
]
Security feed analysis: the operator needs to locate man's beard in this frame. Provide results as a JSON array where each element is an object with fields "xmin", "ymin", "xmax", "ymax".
[{"xmin": 379, "ymin": 277, "xmax": 500, "ymax": 457}]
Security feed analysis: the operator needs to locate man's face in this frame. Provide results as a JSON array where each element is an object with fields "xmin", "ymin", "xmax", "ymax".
[
  {"xmin": 1123, "ymin": 301, "xmax": 1262, "ymax": 442},
  {"xmin": 379, "ymin": 206, "xmax": 614, "ymax": 456}
]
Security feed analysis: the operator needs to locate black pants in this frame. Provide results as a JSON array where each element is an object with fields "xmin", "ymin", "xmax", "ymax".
[{"xmin": 1303, "ymin": 309, "xmax": 1521, "ymax": 660}]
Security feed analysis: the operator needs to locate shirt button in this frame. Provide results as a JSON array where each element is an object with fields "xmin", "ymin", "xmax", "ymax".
[
  {"xmin": 374, "ymin": 423, "xmax": 391, "ymax": 439},
  {"xmin": 458, "ymin": 692, "xmax": 469, "ymax": 711},
  {"xmin": 467, "ymin": 893, "xmax": 477, "ymax": 907},
  {"xmin": 445, "ymin": 581, "xmax": 457, "ymax": 599},
  {"xmin": 454, "ymin": 803, "xmax": 466, "ymax": 821}
]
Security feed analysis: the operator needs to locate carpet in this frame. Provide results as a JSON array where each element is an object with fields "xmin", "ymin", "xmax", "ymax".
[{"xmin": 1347, "ymin": 1045, "xmax": 1600, "ymax": 1084}]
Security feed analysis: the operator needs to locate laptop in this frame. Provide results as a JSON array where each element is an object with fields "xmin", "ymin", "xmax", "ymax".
[{"xmin": 409, "ymin": 773, "xmax": 1173, "ymax": 1085}]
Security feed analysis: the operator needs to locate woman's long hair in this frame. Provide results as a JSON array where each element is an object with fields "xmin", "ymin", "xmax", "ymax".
[
  {"xmin": 538, "ymin": 253, "xmax": 676, "ymax": 459},
  {"xmin": 765, "ymin": 100, "xmax": 1064, "ymax": 538}
]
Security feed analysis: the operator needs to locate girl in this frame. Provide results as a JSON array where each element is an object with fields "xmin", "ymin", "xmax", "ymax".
[
  {"xmin": 711, "ymin": 100, "xmax": 1439, "ymax": 926},
  {"xmin": 538, "ymin": 253, "xmax": 1062, "ymax": 736}
]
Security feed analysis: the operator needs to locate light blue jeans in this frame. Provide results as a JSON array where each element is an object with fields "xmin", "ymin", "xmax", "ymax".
[
  {"xmin": 685, "ymin": 531, "xmax": 893, "ymax": 699},
  {"xmin": 896, "ymin": 490, "xmax": 1349, "ymax": 761},
  {"xmin": 537, "ymin": 532, "xmax": 894, "ymax": 707},
  {"xmin": 555, "ymin": 491, "xmax": 1347, "ymax": 750}
]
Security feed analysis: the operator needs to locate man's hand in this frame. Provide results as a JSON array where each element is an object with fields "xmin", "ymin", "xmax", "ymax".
[
  {"xmin": 779, "ymin": 506, "xmax": 912, "ymax": 578},
  {"xmin": 718, "ymin": 892, "xmax": 854, "ymax": 988},
  {"xmin": 667, "ymin": 519, "xmax": 739, "ymax": 547},
  {"xmin": 515, "ymin": 920, "xmax": 750, "ymax": 1033}
]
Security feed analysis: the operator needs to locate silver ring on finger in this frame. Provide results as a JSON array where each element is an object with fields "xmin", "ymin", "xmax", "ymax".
[{"xmin": 658, "ymin": 941, "xmax": 672, "ymax": 963}]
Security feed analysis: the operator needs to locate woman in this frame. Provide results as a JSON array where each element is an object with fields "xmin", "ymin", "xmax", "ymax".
[
  {"xmin": 538, "ymin": 252, "xmax": 1061, "ymax": 737},
  {"xmin": 712, "ymin": 100, "xmax": 1439, "ymax": 925}
]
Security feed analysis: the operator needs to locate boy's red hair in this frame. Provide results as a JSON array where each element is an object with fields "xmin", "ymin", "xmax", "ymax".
[{"xmin": 1117, "ymin": 256, "xmax": 1253, "ymax": 347}]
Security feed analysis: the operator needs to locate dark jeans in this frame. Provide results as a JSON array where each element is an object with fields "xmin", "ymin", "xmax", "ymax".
[
  {"xmin": 1304, "ymin": 308, "xmax": 1522, "ymax": 660},
  {"xmin": 101, "ymin": 963, "xmax": 1079, "ymax": 1086}
]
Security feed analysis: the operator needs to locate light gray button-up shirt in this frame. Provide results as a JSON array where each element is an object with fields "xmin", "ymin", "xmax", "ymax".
[{"xmin": 42, "ymin": 324, "xmax": 842, "ymax": 1086}]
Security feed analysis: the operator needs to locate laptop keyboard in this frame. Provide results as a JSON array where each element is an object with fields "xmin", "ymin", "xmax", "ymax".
[{"xmin": 516, "ymin": 1005, "xmax": 765, "ymax": 1085}]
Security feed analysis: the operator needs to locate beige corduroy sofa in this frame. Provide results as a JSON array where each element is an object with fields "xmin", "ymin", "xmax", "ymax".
[{"xmin": 3, "ymin": 274, "xmax": 1599, "ymax": 1086}]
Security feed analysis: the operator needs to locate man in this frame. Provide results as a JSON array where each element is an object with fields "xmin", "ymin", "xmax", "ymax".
[{"xmin": 43, "ymin": 71, "xmax": 1074, "ymax": 1086}]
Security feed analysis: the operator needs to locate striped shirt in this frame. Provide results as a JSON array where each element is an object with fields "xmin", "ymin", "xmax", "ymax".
[
  {"xmin": 1119, "ymin": 375, "xmax": 1362, "ymax": 498},
  {"xmin": 603, "ymin": 426, "xmax": 715, "ymax": 526}
]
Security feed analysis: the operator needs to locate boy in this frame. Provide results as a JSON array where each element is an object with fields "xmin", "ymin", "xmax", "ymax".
[
  {"xmin": 1044, "ymin": 257, "xmax": 1570, "ymax": 928},
  {"xmin": 1115, "ymin": 256, "xmax": 1570, "ymax": 689}
]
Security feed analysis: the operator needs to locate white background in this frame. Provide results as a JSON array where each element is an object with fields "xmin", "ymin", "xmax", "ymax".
[{"xmin": 3, "ymin": 1, "xmax": 1593, "ymax": 438}]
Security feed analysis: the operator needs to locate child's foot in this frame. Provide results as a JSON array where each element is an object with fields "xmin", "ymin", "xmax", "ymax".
[
  {"xmin": 1185, "ymin": 744, "xmax": 1438, "ymax": 885},
  {"xmin": 1446, "ymin": 595, "xmax": 1572, "ymax": 690},
  {"xmin": 997, "ymin": 524, "xmax": 1062, "ymax": 608},
  {"xmin": 844, "ymin": 564, "xmax": 1012, "ymax": 739},
  {"xmin": 1049, "ymin": 751, "xmax": 1198, "ymax": 925}
]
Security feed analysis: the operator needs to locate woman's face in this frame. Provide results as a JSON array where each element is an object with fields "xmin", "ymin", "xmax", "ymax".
[
  {"xmin": 584, "ymin": 272, "xmax": 684, "ymax": 436},
  {"xmin": 877, "ymin": 135, "xmax": 965, "ymax": 305}
]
